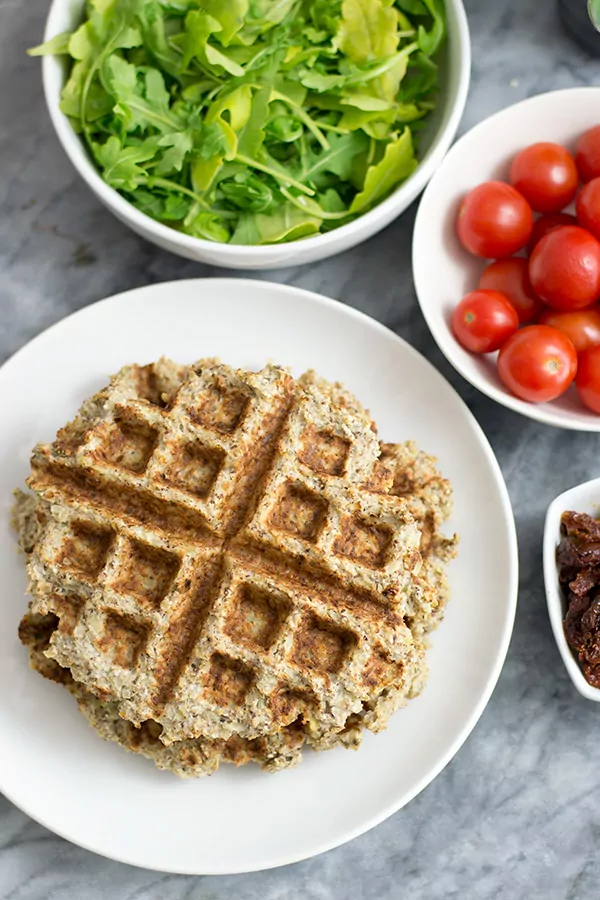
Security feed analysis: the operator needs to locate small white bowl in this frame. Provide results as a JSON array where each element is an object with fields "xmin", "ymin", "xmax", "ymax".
[
  {"xmin": 544, "ymin": 478, "xmax": 600, "ymax": 701},
  {"xmin": 40, "ymin": 0, "xmax": 470, "ymax": 270},
  {"xmin": 413, "ymin": 87, "xmax": 600, "ymax": 431}
]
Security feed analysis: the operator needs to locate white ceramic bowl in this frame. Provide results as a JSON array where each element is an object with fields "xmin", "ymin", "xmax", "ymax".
[
  {"xmin": 413, "ymin": 87, "xmax": 600, "ymax": 431},
  {"xmin": 40, "ymin": 0, "xmax": 470, "ymax": 270},
  {"xmin": 544, "ymin": 477, "xmax": 600, "ymax": 701}
]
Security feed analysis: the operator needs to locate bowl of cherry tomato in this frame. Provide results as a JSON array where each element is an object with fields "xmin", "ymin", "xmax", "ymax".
[{"xmin": 413, "ymin": 87, "xmax": 600, "ymax": 430}]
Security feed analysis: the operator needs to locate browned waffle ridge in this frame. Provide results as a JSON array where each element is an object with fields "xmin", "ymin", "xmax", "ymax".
[{"xmin": 24, "ymin": 360, "xmax": 429, "ymax": 745}]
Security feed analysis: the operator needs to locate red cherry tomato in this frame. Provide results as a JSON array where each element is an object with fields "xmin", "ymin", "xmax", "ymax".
[
  {"xmin": 528, "ymin": 226, "xmax": 600, "ymax": 310},
  {"xmin": 509, "ymin": 142, "xmax": 579, "ymax": 214},
  {"xmin": 456, "ymin": 181, "xmax": 533, "ymax": 258},
  {"xmin": 576, "ymin": 126, "xmax": 600, "ymax": 183},
  {"xmin": 452, "ymin": 290, "xmax": 519, "ymax": 354},
  {"xmin": 527, "ymin": 212, "xmax": 577, "ymax": 255},
  {"xmin": 576, "ymin": 178, "xmax": 600, "ymax": 242},
  {"xmin": 538, "ymin": 307, "xmax": 600, "ymax": 354},
  {"xmin": 497, "ymin": 325, "xmax": 577, "ymax": 403},
  {"xmin": 478, "ymin": 257, "xmax": 542, "ymax": 323},
  {"xmin": 577, "ymin": 346, "xmax": 600, "ymax": 412}
]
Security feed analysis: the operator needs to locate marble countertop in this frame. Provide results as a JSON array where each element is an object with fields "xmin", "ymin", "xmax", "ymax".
[{"xmin": 2, "ymin": 1, "xmax": 600, "ymax": 897}]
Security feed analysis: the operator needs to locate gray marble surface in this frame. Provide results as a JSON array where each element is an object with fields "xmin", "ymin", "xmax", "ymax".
[{"xmin": 1, "ymin": 0, "xmax": 600, "ymax": 897}]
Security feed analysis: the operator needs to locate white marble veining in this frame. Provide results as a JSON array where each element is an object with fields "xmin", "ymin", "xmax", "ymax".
[{"xmin": 2, "ymin": 0, "xmax": 600, "ymax": 897}]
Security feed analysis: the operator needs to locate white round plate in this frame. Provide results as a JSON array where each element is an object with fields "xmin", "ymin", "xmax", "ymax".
[
  {"xmin": 0, "ymin": 279, "xmax": 517, "ymax": 874},
  {"xmin": 413, "ymin": 87, "xmax": 600, "ymax": 431}
]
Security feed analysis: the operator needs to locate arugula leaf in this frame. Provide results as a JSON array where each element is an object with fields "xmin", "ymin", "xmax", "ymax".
[
  {"xmin": 92, "ymin": 135, "xmax": 158, "ymax": 189},
  {"xmin": 105, "ymin": 57, "xmax": 181, "ymax": 132},
  {"xmin": 183, "ymin": 10, "xmax": 245, "ymax": 75},
  {"xmin": 206, "ymin": 85, "xmax": 253, "ymax": 131},
  {"xmin": 338, "ymin": 105, "xmax": 395, "ymax": 132},
  {"xmin": 220, "ymin": 172, "xmax": 274, "ymax": 211},
  {"xmin": 229, "ymin": 211, "xmax": 261, "ymax": 244},
  {"xmin": 335, "ymin": 0, "xmax": 398, "ymax": 63},
  {"xmin": 192, "ymin": 119, "xmax": 237, "ymax": 188},
  {"xmin": 191, "ymin": 156, "xmax": 221, "ymax": 191},
  {"xmin": 182, "ymin": 11, "xmax": 220, "ymax": 69},
  {"xmin": 350, "ymin": 127, "xmax": 417, "ymax": 212},
  {"xmin": 300, "ymin": 71, "xmax": 348, "ymax": 93},
  {"xmin": 135, "ymin": 0, "xmax": 182, "ymax": 77},
  {"xmin": 196, "ymin": 122, "xmax": 230, "ymax": 160},
  {"xmin": 30, "ymin": 0, "xmax": 444, "ymax": 244},
  {"xmin": 28, "ymin": 32, "xmax": 71, "ymax": 56},
  {"xmin": 52, "ymin": 3, "xmax": 142, "ymax": 128},
  {"xmin": 205, "ymin": 44, "xmax": 245, "ymax": 76},
  {"xmin": 156, "ymin": 131, "xmax": 194, "ymax": 174},
  {"xmin": 341, "ymin": 94, "xmax": 393, "ymax": 111},
  {"xmin": 396, "ymin": 0, "xmax": 428, "ymax": 14},
  {"xmin": 273, "ymin": 78, "xmax": 307, "ymax": 108},
  {"xmin": 265, "ymin": 114, "xmax": 303, "ymax": 143},
  {"xmin": 301, "ymin": 131, "xmax": 369, "ymax": 182},
  {"xmin": 132, "ymin": 188, "xmax": 191, "ymax": 219},
  {"xmin": 187, "ymin": 211, "xmax": 231, "ymax": 241},
  {"xmin": 191, "ymin": 88, "xmax": 251, "ymax": 187},
  {"xmin": 319, "ymin": 188, "xmax": 347, "ymax": 212},
  {"xmin": 60, "ymin": 61, "xmax": 114, "ymax": 122},
  {"xmin": 231, "ymin": 201, "xmax": 321, "ymax": 244},
  {"xmin": 417, "ymin": 0, "xmax": 445, "ymax": 57},
  {"xmin": 237, "ymin": 84, "xmax": 271, "ymax": 156},
  {"xmin": 145, "ymin": 66, "xmax": 171, "ymax": 111},
  {"xmin": 238, "ymin": 0, "xmax": 297, "ymax": 43},
  {"xmin": 73, "ymin": 12, "xmax": 143, "ymax": 139},
  {"xmin": 334, "ymin": 0, "xmax": 417, "ymax": 102},
  {"xmin": 310, "ymin": 0, "xmax": 343, "ymax": 34},
  {"xmin": 399, "ymin": 51, "xmax": 438, "ymax": 101},
  {"xmin": 200, "ymin": 0, "xmax": 249, "ymax": 45}
]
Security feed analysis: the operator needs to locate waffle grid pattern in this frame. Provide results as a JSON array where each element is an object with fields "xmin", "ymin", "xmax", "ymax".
[{"xmin": 28, "ymin": 362, "xmax": 423, "ymax": 743}]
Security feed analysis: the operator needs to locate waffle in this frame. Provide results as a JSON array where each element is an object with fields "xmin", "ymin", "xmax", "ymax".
[
  {"xmin": 379, "ymin": 441, "xmax": 458, "ymax": 636},
  {"xmin": 18, "ymin": 610, "xmax": 307, "ymax": 777},
  {"xmin": 14, "ymin": 428, "xmax": 455, "ymax": 776},
  {"xmin": 24, "ymin": 360, "xmax": 426, "ymax": 746},
  {"xmin": 14, "ymin": 455, "xmax": 449, "ymax": 777}
]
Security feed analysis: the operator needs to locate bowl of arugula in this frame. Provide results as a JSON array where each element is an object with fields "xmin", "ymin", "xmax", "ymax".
[{"xmin": 31, "ymin": 0, "xmax": 470, "ymax": 269}]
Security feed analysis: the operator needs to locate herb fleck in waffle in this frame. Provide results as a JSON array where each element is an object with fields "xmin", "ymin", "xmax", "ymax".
[{"xmin": 24, "ymin": 360, "xmax": 428, "ymax": 748}]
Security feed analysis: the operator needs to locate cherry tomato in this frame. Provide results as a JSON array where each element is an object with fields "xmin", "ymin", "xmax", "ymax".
[
  {"xmin": 510, "ymin": 142, "xmax": 579, "ymax": 214},
  {"xmin": 528, "ymin": 225, "xmax": 600, "ymax": 310},
  {"xmin": 576, "ymin": 126, "xmax": 600, "ymax": 183},
  {"xmin": 452, "ymin": 290, "xmax": 519, "ymax": 353},
  {"xmin": 577, "ymin": 346, "xmax": 600, "ymax": 412},
  {"xmin": 456, "ymin": 181, "xmax": 533, "ymax": 258},
  {"xmin": 497, "ymin": 325, "xmax": 577, "ymax": 403},
  {"xmin": 576, "ymin": 178, "xmax": 600, "ymax": 242},
  {"xmin": 479, "ymin": 257, "xmax": 542, "ymax": 323},
  {"xmin": 527, "ymin": 212, "xmax": 577, "ymax": 255},
  {"xmin": 538, "ymin": 307, "xmax": 600, "ymax": 354}
]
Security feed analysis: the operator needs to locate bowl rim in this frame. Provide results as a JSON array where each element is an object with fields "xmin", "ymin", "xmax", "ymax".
[
  {"xmin": 40, "ymin": 0, "xmax": 471, "ymax": 260},
  {"xmin": 543, "ymin": 476, "xmax": 600, "ymax": 702},
  {"xmin": 412, "ymin": 85, "xmax": 600, "ymax": 432}
]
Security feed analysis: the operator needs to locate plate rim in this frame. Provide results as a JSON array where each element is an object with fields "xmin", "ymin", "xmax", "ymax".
[{"xmin": 0, "ymin": 278, "xmax": 519, "ymax": 874}]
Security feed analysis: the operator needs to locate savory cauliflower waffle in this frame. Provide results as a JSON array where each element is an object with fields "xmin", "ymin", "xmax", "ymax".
[{"xmin": 14, "ymin": 359, "xmax": 457, "ymax": 776}]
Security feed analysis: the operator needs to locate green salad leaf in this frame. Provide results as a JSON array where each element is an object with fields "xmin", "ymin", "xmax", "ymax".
[
  {"xmin": 28, "ymin": 32, "xmax": 72, "ymax": 55},
  {"xmin": 29, "ymin": 0, "xmax": 446, "ymax": 244},
  {"xmin": 349, "ymin": 126, "xmax": 416, "ymax": 212}
]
